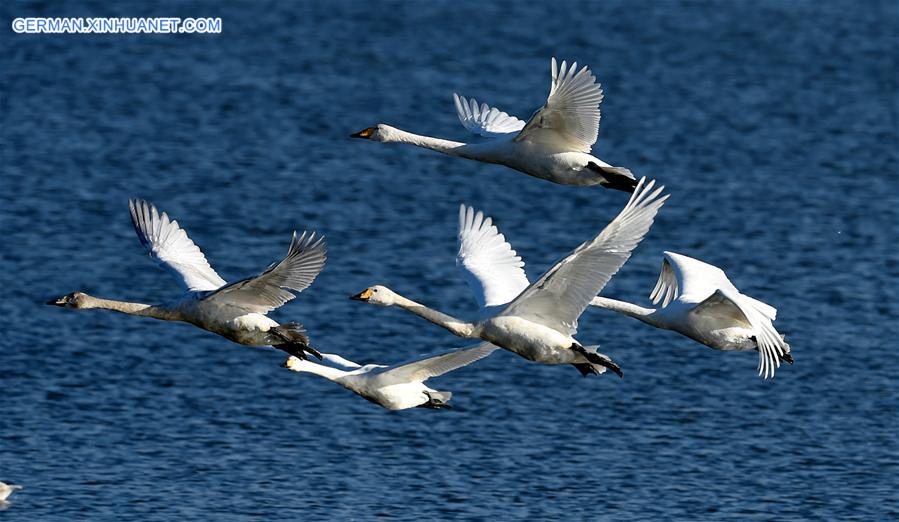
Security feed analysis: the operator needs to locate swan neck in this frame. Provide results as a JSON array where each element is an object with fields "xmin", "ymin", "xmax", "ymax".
[
  {"xmin": 591, "ymin": 297, "xmax": 660, "ymax": 326},
  {"xmin": 392, "ymin": 294, "xmax": 475, "ymax": 338},
  {"xmin": 81, "ymin": 295, "xmax": 174, "ymax": 320},
  {"xmin": 289, "ymin": 359, "xmax": 348, "ymax": 382},
  {"xmin": 384, "ymin": 127, "xmax": 466, "ymax": 155}
]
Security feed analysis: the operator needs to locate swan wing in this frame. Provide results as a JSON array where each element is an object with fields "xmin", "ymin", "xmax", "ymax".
[
  {"xmin": 129, "ymin": 199, "xmax": 227, "ymax": 292},
  {"xmin": 453, "ymin": 94, "xmax": 525, "ymax": 137},
  {"xmin": 652, "ymin": 252, "xmax": 740, "ymax": 305},
  {"xmin": 376, "ymin": 343, "xmax": 497, "ymax": 384},
  {"xmin": 457, "ymin": 204, "xmax": 531, "ymax": 309},
  {"xmin": 649, "ymin": 257, "xmax": 678, "ymax": 307},
  {"xmin": 500, "ymin": 178, "xmax": 668, "ymax": 334},
  {"xmin": 203, "ymin": 231, "xmax": 326, "ymax": 313},
  {"xmin": 692, "ymin": 288, "xmax": 788, "ymax": 379},
  {"xmin": 514, "ymin": 58, "xmax": 604, "ymax": 153},
  {"xmin": 658, "ymin": 252, "xmax": 779, "ymax": 320}
]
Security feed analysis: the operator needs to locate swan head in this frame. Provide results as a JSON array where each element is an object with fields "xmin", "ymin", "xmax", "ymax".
[
  {"xmin": 350, "ymin": 124, "xmax": 396, "ymax": 143},
  {"xmin": 47, "ymin": 291, "xmax": 89, "ymax": 309},
  {"xmin": 350, "ymin": 285, "xmax": 396, "ymax": 306}
]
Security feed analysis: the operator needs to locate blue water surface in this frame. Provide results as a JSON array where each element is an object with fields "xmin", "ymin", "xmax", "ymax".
[{"xmin": 1, "ymin": 1, "xmax": 897, "ymax": 520}]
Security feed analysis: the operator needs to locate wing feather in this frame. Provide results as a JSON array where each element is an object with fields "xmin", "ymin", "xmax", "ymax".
[
  {"xmin": 693, "ymin": 289, "xmax": 789, "ymax": 379},
  {"xmin": 453, "ymin": 93, "xmax": 525, "ymax": 137},
  {"xmin": 649, "ymin": 258, "xmax": 678, "ymax": 307},
  {"xmin": 500, "ymin": 178, "xmax": 668, "ymax": 334},
  {"xmin": 203, "ymin": 231, "xmax": 326, "ymax": 314},
  {"xmin": 514, "ymin": 58, "xmax": 604, "ymax": 153},
  {"xmin": 128, "ymin": 199, "xmax": 227, "ymax": 292},
  {"xmin": 456, "ymin": 204, "xmax": 531, "ymax": 309},
  {"xmin": 377, "ymin": 343, "xmax": 497, "ymax": 384}
]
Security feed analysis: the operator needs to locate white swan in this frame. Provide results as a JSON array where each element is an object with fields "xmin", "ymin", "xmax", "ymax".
[
  {"xmin": 351, "ymin": 58, "xmax": 637, "ymax": 191},
  {"xmin": 282, "ymin": 343, "xmax": 497, "ymax": 410},
  {"xmin": 352, "ymin": 178, "xmax": 668, "ymax": 377},
  {"xmin": 48, "ymin": 200, "xmax": 327, "ymax": 360},
  {"xmin": 590, "ymin": 252, "xmax": 793, "ymax": 379},
  {"xmin": 0, "ymin": 482, "xmax": 22, "ymax": 502},
  {"xmin": 455, "ymin": 205, "xmax": 793, "ymax": 379}
]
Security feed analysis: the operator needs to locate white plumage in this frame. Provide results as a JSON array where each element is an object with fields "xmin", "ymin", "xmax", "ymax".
[
  {"xmin": 352, "ymin": 178, "xmax": 668, "ymax": 377},
  {"xmin": 454, "ymin": 201, "xmax": 793, "ymax": 379},
  {"xmin": 591, "ymin": 252, "xmax": 793, "ymax": 379},
  {"xmin": 352, "ymin": 58, "xmax": 637, "ymax": 190},
  {"xmin": 283, "ymin": 343, "xmax": 497, "ymax": 410},
  {"xmin": 48, "ymin": 200, "xmax": 327, "ymax": 361}
]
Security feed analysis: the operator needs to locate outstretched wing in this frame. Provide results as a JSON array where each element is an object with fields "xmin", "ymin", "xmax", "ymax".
[
  {"xmin": 500, "ymin": 178, "xmax": 668, "ymax": 335},
  {"xmin": 692, "ymin": 288, "xmax": 788, "ymax": 379},
  {"xmin": 203, "ymin": 231, "xmax": 326, "ymax": 314},
  {"xmin": 514, "ymin": 58, "xmax": 604, "ymax": 153},
  {"xmin": 376, "ymin": 343, "xmax": 497, "ymax": 385},
  {"xmin": 453, "ymin": 94, "xmax": 526, "ymax": 137},
  {"xmin": 129, "ymin": 199, "xmax": 227, "ymax": 292},
  {"xmin": 651, "ymin": 252, "xmax": 734, "ymax": 307},
  {"xmin": 457, "ymin": 204, "xmax": 531, "ymax": 310}
]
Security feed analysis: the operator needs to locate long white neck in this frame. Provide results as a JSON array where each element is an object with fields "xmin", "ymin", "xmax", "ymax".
[
  {"xmin": 590, "ymin": 296, "xmax": 664, "ymax": 328},
  {"xmin": 286, "ymin": 358, "xmax": 349, "ymax": 382},
  {"xmin": 80, "ymin": 294, "xmax": 178, "ymax": 320},
  {"xmin": 390, "ymin": 293, "xmax": 476, "ymax": 338},
  {"xmin": 381, "ymin": 126, "xmax": 467, "ymax": 156}
]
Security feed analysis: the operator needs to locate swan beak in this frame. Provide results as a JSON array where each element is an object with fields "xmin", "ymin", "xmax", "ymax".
[
  {"xmin": 350, "ymin": 288, "xmax": 373, "ymax": 301},
  {"xmin": 47, "ymin": 297, "xmax": 66, "ymax": 306},
  {"xmin": 350, "ymin": 127, "xmax": 376, "ymax": 139}
]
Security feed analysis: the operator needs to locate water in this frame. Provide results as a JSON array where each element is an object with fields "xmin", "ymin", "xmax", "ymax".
[{"xmin": 2, "ymin": 0, "xmax": 897, "ymax": 519}]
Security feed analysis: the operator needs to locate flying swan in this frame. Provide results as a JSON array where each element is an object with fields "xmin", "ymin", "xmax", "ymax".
[
  {"xmin": 351, "ymin": 58, "xmax": 637, "ymax": 191},
  {"xmin": 282, "ymin": 343, "xmax": 497, "ymax": 410},
  {"xmin": 48, "ymin": 200, "xmax": 327, "ymax": 360},
  {"xmin": 455, "ymin": 205, "xmax": 793, "ymax": 379},
  {"xmin": 352, "ymin": 178, "xmax": 668, "ymax": 377},
  {"xmin": 590, "ymin": 252, "xmax": 793, "ymax": 379}
]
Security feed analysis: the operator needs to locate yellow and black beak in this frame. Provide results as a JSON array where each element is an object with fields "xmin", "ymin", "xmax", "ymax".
[
  {"xmin": 350, "ymin": 288, "xmax": 374, "ymax": 301},
  {"xmin": 350, "ymin": 127, "xmax": 376, "ymax": 139},
  {"xmin": 46, "ymin": 297, "xmax": 67, "ymax": 306}
]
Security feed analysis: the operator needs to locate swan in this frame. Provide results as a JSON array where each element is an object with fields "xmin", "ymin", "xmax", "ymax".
[
  {"xmin": 47, "ymin": 200, "xmax": 327, "ymax": 360},
  {"xmin": 282, "ymin": 343, "xmax": 497, "ymax": 410},
  {"xmin": 590, "ymin": 252, "xmax": 793, "ymax": 379},
  {"xmin": 351, "ymin": 178, "xmax": 668, "ymax": 377},
  {"xmin": 455, "ymin": 204, "xmax": 793, "ymax": 379},
  {"xmin": 0, "ymin": 482, "xmax": 22, "ymax": 502},
  {"xmin": 351, "ymin": 57, "xmax": 637, "ymax": 191}
]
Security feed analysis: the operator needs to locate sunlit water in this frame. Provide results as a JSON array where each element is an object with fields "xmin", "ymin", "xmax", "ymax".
[{"xmin": 2, "ymin": 1, "xmax": 897, "ymax": 520}]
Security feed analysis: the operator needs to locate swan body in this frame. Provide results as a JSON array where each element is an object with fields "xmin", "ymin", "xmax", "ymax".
[
  {"xmin": 352, "ymin": 178, "xmax": 668, "ymax": 377},
  {"xmin": 589, "ymin": 252, "xmax": 792, "ymax": 379},
  {"xmin": 283, "ymin": 343, "xmax": 497, "ymax": 410},
  {"xmin": 0, "ymin": 482, "xmax": 22, "ymax": 502},
  {"xmin": 48, "ymin": 200, "xmax": 327, "ymax": 360},
  {"xmin": 352, "ymin": 58, "xmax": 637, "ymax": 191}
]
